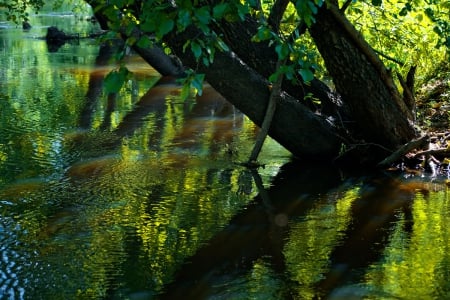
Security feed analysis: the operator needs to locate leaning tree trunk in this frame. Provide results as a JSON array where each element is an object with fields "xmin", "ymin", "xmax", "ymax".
[
  {"xmin": 163, "ymin": 26, "xmax": 344, "ymax": 159},
  {"xmin": 88, "ymin": 0, "xmax": 419, "ymax": 165},
  {"xmin": 309, "ymin": 2, "xmax": 417, "ymax": 150}
]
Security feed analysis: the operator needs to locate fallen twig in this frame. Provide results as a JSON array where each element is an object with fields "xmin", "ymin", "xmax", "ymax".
[
  {"xmin": 378, "ymin": 135, "xmax": 429, "ymax": 168},
  {"xmin": 414, "ymin": 148, "xmax": 450, "ymax": 158}
]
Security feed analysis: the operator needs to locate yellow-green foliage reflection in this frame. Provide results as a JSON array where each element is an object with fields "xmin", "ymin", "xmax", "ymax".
[
  {"xmin": 365, "ymin": 189, "xmax": 450, "ymax": 299},
  {"xmin": 284, "ymin": 186, "xmax": 360, "ymax": 299}
]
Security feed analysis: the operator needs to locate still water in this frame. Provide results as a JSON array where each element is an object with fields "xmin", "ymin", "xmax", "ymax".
[{"xmin": 1, "ymin": 11, "xmax": 450, "ymax": 300}]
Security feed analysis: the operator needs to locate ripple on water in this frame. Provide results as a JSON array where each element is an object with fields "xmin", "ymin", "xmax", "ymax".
[{"xmin": 0, "ymin": 217, "xmax": 27, "ymax": 299}]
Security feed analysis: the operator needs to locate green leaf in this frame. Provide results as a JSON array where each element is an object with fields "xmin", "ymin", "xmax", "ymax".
[
  {"xmin": 157, "ymin": 17, "xmax": 174, "ymax": 38},
  {"xmin": 195, "ymin": 6, "xmax": 211, "ymax": 24},
  {"xmin": 247, "ymin": 0, "xmax": 258, "ymax": 7},
  {"xmin": 307, "ymin": 1, "xmax": 318, "ymax": 14},
  {"xmin": 295, "ymin": 0, "xmax": 318, "ymax": 27},
  {"xmin": 236, "ymin": 3, "xmax": 249, "ymax": 20},
  {"xmin": 424, "ymin": 8, "xmax": 434, "ymax": 20},
  {"xmin": 275, "ymin": 43, "xmax": 290, "ymax": 60},
  {"xmin": 191, "ymin": 41, "xmax": 202, "ymax": 60},
  {"xmin": 125, "ymin": 21, "xmax": 136, "ymax": 36},
  {"xmin": 180, "ymin": 84, "xmax": 191, "ymax": 101},
  {"xmin": 136, "ymin": 35, "xmax": 152, "ymax": 48},
  {"xmin": 433, "ymin": 25, "xmax": 443, "ymax": 35},
  {"xmin": 213, "ymin": 3, "xmax": 229, "ymax": 19},
  {"xmin": 126, "ymin": 36, "xmax": 137, "ymax": 46},
  {"xmin": 216, "ymin": 38, "xmax": 229, "ymax": 52},
  {"xmin": 177, "ymin": 9, "xmax": 192, "ymax": 31},
  {"xmin": 141, "ymin": 18, "xmax": 156, "ymax": 33},
  {"xmin": 283, "ymin": 65, "xmax": 295, "ymax": 80},
  {"xmin": 299, "ymin": 68, "xmax": 314, "ymax": 82},
  {"xmin": 202, "ymin": 56, "xmax": 210, "ymax": 66},
  {"xmin": 192, "ymin": 73, "xmax": 205, "ymax": 96},
  {"xmin": 269, "ymin": 73, "xmax": 278, "ymax": 83},
  {"xmin": 416, "ymin": 13, "xmax": 423, "ymax": 22},
  {"xmin": 183, "ymin": 40, "xmax": 191, "ymax": 53},
  {"xmin": 104, "ymin": 67, "xmax": 129, "ymax": 93},
  {"xmin": 253, "ymin": 26, "xmax": 272, "ymax": 42}
]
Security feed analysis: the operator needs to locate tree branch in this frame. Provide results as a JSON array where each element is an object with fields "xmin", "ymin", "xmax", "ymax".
[
  {"xmin": 268, "ymin": 0, "xmax": 290, "ymax": 33},
  {"xmin": 340, "ymin": 0, "xmax": 353, "ymax": 12},
  {"xmin": 89, "ymin": 0, "xmax": 184, "ymax": 77},
  {"xmin": 377, "ymin": 135, "xmax": 429, "ymax": 168},
  {"xmin": 397, "ymin": 72, "xmax": 415, "ymax": 114},
  {"xmin": 165, "ymin": 25, "xmax": 344, "ymax": 158},
  {"xmin": 248, "ymin": 58, "xmax": 286, "ymax": 165},
  {"xmin": 374, "ymin": 49, "xmax": 405, "ymax": 66},
  {"xmin": 414, "ymin": 148, "xmax": 450, "ymax": 158}
]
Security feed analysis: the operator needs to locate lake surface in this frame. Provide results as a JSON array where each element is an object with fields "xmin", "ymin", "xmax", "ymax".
[{"xmin": 1, "ymin": 11, "xmax": 450, "ymax": 300}]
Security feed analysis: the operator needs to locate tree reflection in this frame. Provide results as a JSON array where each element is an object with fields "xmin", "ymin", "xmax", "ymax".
[{"xmin": 158, "ymin": 161, "xmax": 343, "ymax": 299}]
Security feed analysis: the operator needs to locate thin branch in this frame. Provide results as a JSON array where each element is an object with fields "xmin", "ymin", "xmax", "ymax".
[
  {"xmin": 340, "ymin": 0, "xmax": 353, "ymax": 12},
  {"xmin": 268, "ymin": 0, "xmax": 290, "ymax": 32},
  {"xmin": 247, "ymin": 59, "xmax": 286, "ymax": 165},
  {"xmin": 377, "ymin": 135, "xmax": 429, "ymax": 168},
  {"xmin": 414, "ymin": 148, "xmax": 450, "ymax": 158},
  {"xmin": 374, "ymin": 49, "xmax": 405, "ymax": 66}
]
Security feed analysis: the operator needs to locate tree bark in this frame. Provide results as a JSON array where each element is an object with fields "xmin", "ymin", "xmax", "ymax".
[
  {"xmin": 214, "ymin": 14, "xmax": 340, "ymax": 115},
  {"xmin": 309, "ymin": 4, "xmax": 417, "ymax": 149}
]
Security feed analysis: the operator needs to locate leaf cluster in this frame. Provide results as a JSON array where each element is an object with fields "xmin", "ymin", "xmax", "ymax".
[
  {"xmin": 0, "ymin": 0, "xmax": 44, "ymax": 22},
  {"xmin": 343, "ymin": 0, "xmax": 448, "ymax": 83}
]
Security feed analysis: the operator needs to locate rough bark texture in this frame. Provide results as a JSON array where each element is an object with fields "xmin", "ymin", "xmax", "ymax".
[
  {"xmin": 215, "ymin": 15, "xmax": 338, "ymax": 113},
  {"xmin": 309, "ymin": 5, "xmax": 417, "ymax": 149}
]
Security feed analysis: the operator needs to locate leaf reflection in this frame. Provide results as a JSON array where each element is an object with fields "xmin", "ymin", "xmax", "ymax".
[
  {"xmin": 284, "ymin": 186, "xmax": 360, "ymax": 299},
  {"xmin": 365, "ymin": 189, "xmax": 450, "ymax": 298}
]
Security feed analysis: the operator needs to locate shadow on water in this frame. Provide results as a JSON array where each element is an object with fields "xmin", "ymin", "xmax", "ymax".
[
  {"xmin": 158, "ymin": 163, "xmax": 441, "ymax": 299},
  {"xmin": 317, "ymin": 177, "xmax": 413, "ymax": 296},
  {"xmin": 158, "ymin": 162, "xmax": 342, "ymax": 299}
]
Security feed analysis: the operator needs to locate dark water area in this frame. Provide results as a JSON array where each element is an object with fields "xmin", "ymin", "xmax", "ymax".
[{"xmin": 1, "ymin": 11, "xmax": 450, "ymax": 300}]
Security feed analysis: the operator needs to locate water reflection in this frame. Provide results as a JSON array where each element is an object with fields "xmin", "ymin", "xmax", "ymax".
[
  {"xmin": 159, "ymin": 162, "xmax": 343, "ymax": 299},
  {"xmin": 1, "ymin": 11, "xmax": 450, "ymax": 300}
]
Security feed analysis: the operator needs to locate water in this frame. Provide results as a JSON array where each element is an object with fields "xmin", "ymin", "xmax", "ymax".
[{"xmin": 1, "ymin": 11, "xmax": 450, "ymax": 300}]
